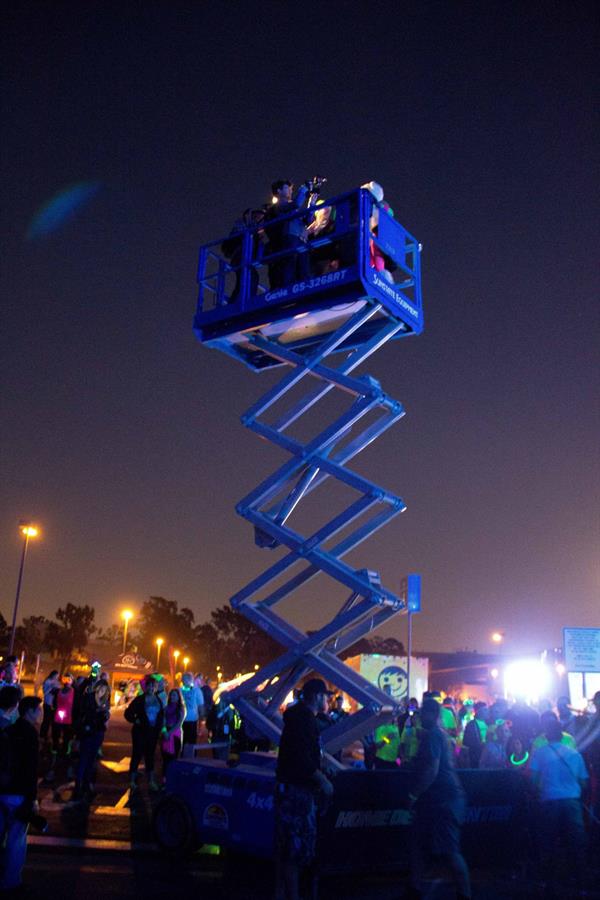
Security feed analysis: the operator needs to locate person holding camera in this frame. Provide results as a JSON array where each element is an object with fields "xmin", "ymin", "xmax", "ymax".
[
  {"xmin": 0, "ymin": 696, "xmax": 45, "ymax": 891},
  {"xmin": 265, "ymin": 178, "xmax": 324, "ymax": 288}
]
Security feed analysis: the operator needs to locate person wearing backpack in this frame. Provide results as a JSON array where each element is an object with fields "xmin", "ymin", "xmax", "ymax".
[
  {"xmin": 529, "ymin": 715, "xmax": 589, "ymax": 892},
  {"xmin": 0, "ymin": 696, "xmax": 43, "ymax": 890}
]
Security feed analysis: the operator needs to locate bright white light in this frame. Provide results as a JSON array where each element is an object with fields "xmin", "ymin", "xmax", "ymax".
[
  {"xmin": 490, "ymin": 668, "xmax": 499, "ymax": 679},
  {"xmin": 555, "ymin": 663, "xmax": 566, "ymax": 676},
  {"xmin": 504, "ymin": 659, "xmax": 551, "ymax": 704}
]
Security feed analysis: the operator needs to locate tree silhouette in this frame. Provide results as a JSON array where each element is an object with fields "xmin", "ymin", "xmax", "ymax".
[
  {"xmin": 0, "ymin": 611, "xmax": 9, "ymax": 653},
  {"xmin": 46, "ymin": 604, "xmax": 96, "ymax": 672},
  {"xmin": 14, "ymin": 615, "xmax": 49, "ymax": 656},
  {"xmin": 96, "ymin": 624, "xmax": 121, "ymax": 645},
  {"xmin": 136, "ymin": 596, "xmax": 196, "ymax": 661},
  {"xmin": 193, "ymin": 621, "xmax": 221, "ymax": 675},
  {"xmin": 341, "ymin": 635, "xmax": 406, "ymax": 659},
  {"xmin": 206, "ymin": 605, "xmax": 282, "ymax": 678}
]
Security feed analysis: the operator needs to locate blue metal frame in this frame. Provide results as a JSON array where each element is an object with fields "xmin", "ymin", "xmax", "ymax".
[
  {"xmin": 194, "ymin": 187, "xmax": 424, "ymax": 756},
  {"xmin": 193, "ymin": 188, "xmax": 423, "ymax": 371}
]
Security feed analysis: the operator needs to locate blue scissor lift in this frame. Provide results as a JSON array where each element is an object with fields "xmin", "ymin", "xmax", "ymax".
[{"xmin": 194, "ymin": 187, "xmax": 423, "ymax": 759}]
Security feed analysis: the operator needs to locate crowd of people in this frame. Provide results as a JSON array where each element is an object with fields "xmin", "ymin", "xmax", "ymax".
[
  {"xmin": 364, "ymin": 689, "xmax": 600, "ymax": 894},
  {"xmin": 362, "ymin": 691, "xmax": 600, "ymax": 778},
  {"xmin": 123, "ymin": 671, "xmax": 213, "ymax": 790},
  {"xmin": 0, "ymin": 661, "xmax": 219, "ymax": 891},
  {"xmin": 1, "ymin": 651, "xmax": 599, "ymax": 896},
  {"xmin": 275, "ymin": 685, "xmax": 600, "ymax": 900}
]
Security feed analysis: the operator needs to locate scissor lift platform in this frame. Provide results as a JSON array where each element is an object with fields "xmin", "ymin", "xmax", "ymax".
[
  {"xmin": 192, "ymin": 185, "xmax": 424, "ymax": 754},
  {"xmin": 194, "ymin": 188, "xmax": 423, "ymax": 370}
]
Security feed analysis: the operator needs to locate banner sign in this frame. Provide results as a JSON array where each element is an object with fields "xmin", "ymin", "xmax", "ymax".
[
  {"xmin": 112, "ymin": 653, "xmax": 152, "ymax": 672},
  {"xmin": 356, "ymin": 654, "xmax": 428, "ymax": 703},
  {"xmin": 318, "ymin": 768, "xmax": 528, "ymax": 872},
  {"xmin": 564, "ymin": 627, "xmax": 600, "ymax": 673}
]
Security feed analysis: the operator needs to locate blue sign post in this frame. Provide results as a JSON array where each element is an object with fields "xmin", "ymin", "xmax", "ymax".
[{"xmin": 401, "ymin": 574, "xmax": 422, "ymax": 701}]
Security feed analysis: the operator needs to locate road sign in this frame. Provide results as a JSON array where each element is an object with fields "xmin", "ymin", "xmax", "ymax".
[
  {"xmin": 563, "ymin": 627, "xmax": 600, "ymax": 673},
  {"xmin": 400, "ymin": 574, "xmax": 421, "ymax": 612}
]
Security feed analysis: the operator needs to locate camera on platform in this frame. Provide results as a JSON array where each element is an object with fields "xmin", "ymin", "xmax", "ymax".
[{"xmin": 306, "ymin": 176, "xmax": 327, "ymax": 193}]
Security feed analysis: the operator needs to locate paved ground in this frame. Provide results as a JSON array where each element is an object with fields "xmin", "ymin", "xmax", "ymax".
[
  {"xmin": 20, "ymin": 845, "xmax": 600, "ymax": 900},
  {"xmin": 37, "ymin": 707, "xmax": 147, "ymax": 843},
  {"xmin": 25, "ymin": 710, "xmax": 599, "ymax": 899}
]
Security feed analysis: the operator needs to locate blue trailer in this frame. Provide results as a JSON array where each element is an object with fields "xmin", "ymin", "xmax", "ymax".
[{"xmin": 154, "ymin": 755, "xmax": 529, "ymax": 872}]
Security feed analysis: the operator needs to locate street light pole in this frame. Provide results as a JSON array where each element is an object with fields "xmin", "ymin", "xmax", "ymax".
[
  {"xmin": 121, "ymin": 610, "xmax": 133, "ymax": 654},
  {"xmin": 155, "ymin": 638, "xmax": 164, "ymax": 671},
  {"xmin": 9, "ymin": 523, "xmax": 38, "ymax": 656}
]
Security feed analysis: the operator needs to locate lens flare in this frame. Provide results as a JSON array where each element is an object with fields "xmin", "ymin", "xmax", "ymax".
[
  {"xmin": 27, "ymin": 181, "xmax": 101, "ymax": 239},
  {"xmin": 504, "ymin": 659, "xmax": 550, "ymax": 704}
]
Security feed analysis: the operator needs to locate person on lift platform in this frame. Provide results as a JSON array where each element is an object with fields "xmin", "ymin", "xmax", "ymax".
[
  {"xmin": 264, "ymin": 178, "xmax": 324, "ymax": 288},
  {"xmin": 221, "ymin": 206, "xmax": 268, "ymax": 302}
]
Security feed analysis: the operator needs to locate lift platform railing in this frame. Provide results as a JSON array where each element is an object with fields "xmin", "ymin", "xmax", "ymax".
[{"xmin": 195, "ymin": 188, "xmax": 422, "ymax": 329}]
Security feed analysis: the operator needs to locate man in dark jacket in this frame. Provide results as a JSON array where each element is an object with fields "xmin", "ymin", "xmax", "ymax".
[
  {"xmin": 264, "ymin": 179, "xmax": 314, "ymax": 288},
  {"xmin": 221, "ymin": 207, "xmax": 267, "ymax": 302},
  {"xmin": 0, "ymin": 696, "xmax": 43, "ymax": 890},
  {"xmin": 462, "ymin": 702, "xmax": 489, "ymax": 768},
  {"xmin": 275, "ymin": 678, "xmax": 334, "ymax": 900},
  {"xmin": 124, "ymin": 676, "xmax": 164, "ymax": 791},
  {"xmin": 406, "ymin": 698, "xmax": 471, "ymax": 900}
]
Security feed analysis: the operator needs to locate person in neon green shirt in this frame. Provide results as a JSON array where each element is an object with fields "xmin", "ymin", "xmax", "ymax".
[
  {"xmin": 440, "ymin": 697, "xmax": 458, "ymax": 737},
  {"xmin": 399, "ymin": 711, "xmax": 421, "ymax": 763},
  {"xmin": 374, "ymin": 721, "xmax": 400, "ymax": 769},
  {"xmin": 531, "ymin": 711, "xmax": 576, "ymax": 752}
]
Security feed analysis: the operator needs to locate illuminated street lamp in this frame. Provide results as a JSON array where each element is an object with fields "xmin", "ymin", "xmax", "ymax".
[
  {"xmin": 9, "ymin": 522, "xmax": 40, "ymax": 655},
  {"xmin": 121, "ymin": 609, "xmax": 134, "ymax": 654},
  {"xmin": 555, "ymin": 663, "xmax": 566, "ymax": 677},
  {"xmin": 173, "ymin": 650, "xmax": 180, "ymax": 670},
  {"xmin": 491, "ymin": 631, "xmax": 504, "ymax": 645},
  {"xmin": 490, "ymin": 668, "xmax": 499, "ymax": 680},
  {"xmin": 183, "ymin": 656, "xmax": 190, "ymax": 672},
  {"xmin": 155, "ymin": 637, "xmax": 164, "ymax": 670}
]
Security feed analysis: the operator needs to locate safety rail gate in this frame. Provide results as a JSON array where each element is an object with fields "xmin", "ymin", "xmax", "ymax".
[{"xmin": 193, "ymin": 187, "xmax": 423, "ymax": 757}]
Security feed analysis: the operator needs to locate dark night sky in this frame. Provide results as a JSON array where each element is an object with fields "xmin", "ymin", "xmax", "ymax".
[{"xmin": 1, "ymin": 2, "xmax": 598, "ymax": 655}]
